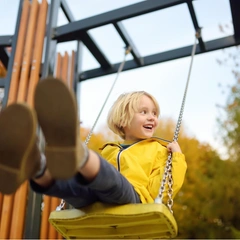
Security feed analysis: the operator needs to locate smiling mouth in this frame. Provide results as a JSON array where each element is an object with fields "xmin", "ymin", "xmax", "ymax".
[{"xmin": 143, "ymin": 125, "xmax": 153, "ymax": 130}]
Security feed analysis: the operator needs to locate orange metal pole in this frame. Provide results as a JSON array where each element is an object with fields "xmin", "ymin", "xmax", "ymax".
[
  {"xmin": 0, "ymin": 1, "xmax": 30, "ymax": 238},
  {"xmin": 17, "ymin": 0, "xmax": 39, "ymax": 103},
  {"xmin": 10, "ymin": 1, "xmax": 40, "ymax": 238},
  {"xmin": 0, "ymin": 194, "xmax": 3, "ymax": 216},
  {"xmin": 40, "ymin": 195, "xmax": 51, "ymax": 239},
  {"xmin": 40, "ymin": 53, "xmax": 61, "ymax": 239},
  {"xmin": 27, "ymin": 0, "xmax": 48, "ymax": 106},
  {"xmin": 55, "ymin": 53, "xmax": 62, "ymax": 78},
  {"xmin": 46, "ymin": 51, "xmax": 69, "ymax": 239},
  {"xmin": 0, "ymin": 195, "xmax": 15, "ymax": 239},
  {"xmin": 7, "ymin": 0, "xmax": 30, "ymax": 105},
  {"xmin": 46, "ymin": 50, "xmax": 75, "ymax": 239},
  {"xmin": 24, "ymin": 1, "xmax": 48, "ymax": 238},
  {"xmin": 69, "ymin": 50, "xmax": 76, "ymax": 89},
  {"xmin": 61, "ymin": 52, "xmax": 69, "ymax": 85}
]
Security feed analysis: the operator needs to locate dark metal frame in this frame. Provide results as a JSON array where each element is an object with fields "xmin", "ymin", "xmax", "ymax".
[
  {"xmin": 0, "ymin": 0, "xmax": 239, "ymax": 238},
  {"xmin": 1, "ymin": 0, "xmax": 240, "ymax": 83},
  {"xmin": 52, "ymin": 0, "xmax": 240, "ymax": 81}
]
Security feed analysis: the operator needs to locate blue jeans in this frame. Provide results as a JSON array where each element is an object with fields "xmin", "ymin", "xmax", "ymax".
[{"xmin": 30, "ymin": 156, "xmax": 141, "ymax": 208}]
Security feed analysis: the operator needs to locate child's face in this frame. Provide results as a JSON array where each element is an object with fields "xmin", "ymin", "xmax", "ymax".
[{"xmin": 123, "ymin": 95, "xmax": 159, "ymax": 142}]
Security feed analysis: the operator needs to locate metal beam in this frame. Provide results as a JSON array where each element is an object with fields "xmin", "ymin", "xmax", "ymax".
[
  {"xmin": 60, "ymin": 0, "xmax": 75, "ymax": 22},
  {"xmin": 114, "ymin": 22, "xmax": 143, "ymax": 66},
  {"xmin": 59, "ymin": 0, "xmax": 111, "ymax": 69},
  {"xmin": 53, "ymin": 0, "xmax": 186, "ymax": 42},
  {"xmin": 41, "ymin": 0, "xmax": 60, "ymax": 78},
  {"xmin": 0, "ymin": 35, "xmax": 12, "ymax": 47},
  {"xmin": 229, "ymin": 0, "xmax": 240, "ymax": 40},
  {"xmin": 0, "ymin": 78, "xmax": 5, "ymax": 87},
  {"xmin": 24, "ymin": 190, "xmax": 42, "ymax": 238},
  {"xmin": 79, "ymin": 35, "xmax": 239, "ymax": 81},
  {"xmin": 0, "ymin": 47, "xmax": 9, "ymax": 68},
  {"xmin": 2, "ymin": 0, "xmax": 24, "ymax": 108},
  {"xmin": 73, "ymin": 41, "xmax": 83, "ymax": 93},
  {"xmin": 80, "ymin": 32, "xmax": 112, "ymax": 69},
  {"xmin": 186, "ymin": 0, "xmax": 206, "ymax": 52}
]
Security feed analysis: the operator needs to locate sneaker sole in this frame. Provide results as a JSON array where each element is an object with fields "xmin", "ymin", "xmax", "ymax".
[
  {"xmin": 0, "ymin": 104, "xmax": 37, "ymax": 194},
  {"xmin": 34, "ymin": 77, "xmax": 81, "ymax": 179}
]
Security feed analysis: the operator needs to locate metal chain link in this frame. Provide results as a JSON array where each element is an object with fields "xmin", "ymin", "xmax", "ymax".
[
  {"xmin": 54, "ymin": 31, "xmax": 199, "ymax": 212},
  {"xmin": 56, "ymin": 199, "xmax": 66, "ymax": 211},
  {"xmin": 55, "ymin": 46, "xmax": 131, "ymax": 211},
  {"xmin": 84, "ymin": 46, "xmax": 131, "ymax": 146},
  {"xmin": 156, "ymin": 32, "xmax": 200, "ymax": 214}
]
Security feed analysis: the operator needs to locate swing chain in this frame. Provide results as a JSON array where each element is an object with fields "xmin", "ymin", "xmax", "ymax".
[
  {"xmin": 157, "ymin": 33, "xmax": 199, "ymax": 213},
  {"xmin": 158, "ymin": 153, "xmax": 174, "ymax": 213},
  {"xmin": 84, "ymin": 46, "xmax": 131, "ymax": 146},
  {"xmin": 55, "ymin": 46, "xmax": 131, "ymax": 211},
  {"xmin": 56, "ymin": 199, "xmax": 66, "ymax": 211},
  {"xmin": 173, "ymin": 101, "xmax": 184, "ymax": 142}
]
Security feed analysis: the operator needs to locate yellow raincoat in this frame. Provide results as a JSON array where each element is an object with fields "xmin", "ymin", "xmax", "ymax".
[{"xmin": 100, "ymin": 137, "xmax": 187, "ymax": 204}]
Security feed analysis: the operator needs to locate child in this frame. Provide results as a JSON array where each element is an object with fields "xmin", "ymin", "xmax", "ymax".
[{"xmin": 0, "ymin": 77, "xmax": 187, "ymax": 208}]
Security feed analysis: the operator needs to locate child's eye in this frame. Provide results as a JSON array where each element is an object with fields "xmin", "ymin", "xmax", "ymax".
[{"xmin": 141, "ymin": 110, "xmax": 147, "ymax": 114}]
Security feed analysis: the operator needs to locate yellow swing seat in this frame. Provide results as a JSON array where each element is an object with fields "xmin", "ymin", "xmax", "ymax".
[{"xmin": 49, "ymin": 202, "xmax": 177, "ymax": 239}]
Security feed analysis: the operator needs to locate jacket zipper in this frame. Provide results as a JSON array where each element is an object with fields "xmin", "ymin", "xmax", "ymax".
[
  {"xmin": 116, "ymin": 142, "xmax": 140, "ymax": 172},
  {"xmin": 116, "ymin": 148, "xmax": 123, "ymax": 172}
]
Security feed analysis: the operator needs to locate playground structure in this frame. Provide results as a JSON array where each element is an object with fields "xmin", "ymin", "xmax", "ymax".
[{"xmin": 0, "ymin": 0, "xmax": 239, "ymax": 238}]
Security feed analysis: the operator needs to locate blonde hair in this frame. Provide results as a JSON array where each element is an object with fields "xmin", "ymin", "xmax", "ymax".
[{"xmin": 107, "ymin": 91, "xmax": 160, "ymax": 139}]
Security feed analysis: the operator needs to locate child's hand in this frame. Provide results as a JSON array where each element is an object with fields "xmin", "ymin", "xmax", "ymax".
[{"xmin": 167, "ymin": 141, "xmax": 182, "ymax": 153}]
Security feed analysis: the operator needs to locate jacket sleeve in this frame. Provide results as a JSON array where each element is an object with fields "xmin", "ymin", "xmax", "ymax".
[
  {"xmin": 147, "ymin": 148, "xmax": 166, "ymax": 201},
  {"xmin": 148, "ymin": 146, "xmax": 187, "ymax": 204},
  {"xmin": 171, "ymin": 152, "xmax": 187, "ymax": 196}
]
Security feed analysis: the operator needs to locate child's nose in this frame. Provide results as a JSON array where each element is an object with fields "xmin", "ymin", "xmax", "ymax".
[{"xmin": 147, "ymin": 113, "xmax": 155, "ymax": 120}]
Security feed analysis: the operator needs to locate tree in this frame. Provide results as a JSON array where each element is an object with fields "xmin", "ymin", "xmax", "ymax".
[
  {"xmin": 216, "ymin": 67, "xmax": 240, "ymax": 162},
  {"xmin": 216, "ymin": 25, "xmax": 240, "ymax": 162}
]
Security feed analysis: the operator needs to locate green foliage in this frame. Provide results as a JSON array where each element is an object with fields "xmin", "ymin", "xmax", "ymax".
[
  {"xmin": 216, "ymin": 45, "xmax": 240, "ymax": 162},
  {"xmin": 217, "ymin": 81, "xmax": 240, "ymax": 161}
]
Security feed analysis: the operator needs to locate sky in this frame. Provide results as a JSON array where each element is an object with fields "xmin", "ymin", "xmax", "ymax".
[{"xmin": 0, "ymin": 0, "xmax": 237, "ymax": 158}]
